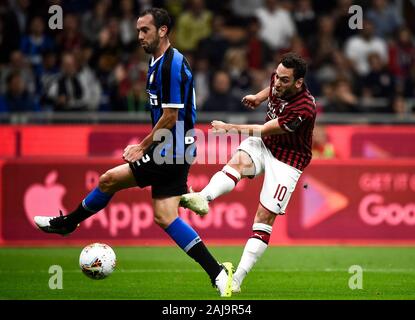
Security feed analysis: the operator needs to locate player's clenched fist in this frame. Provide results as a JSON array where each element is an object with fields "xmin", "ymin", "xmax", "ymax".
[
  {"xmin": 241, "ymin": 94, "xmax": 260, "ymax": 109},
  {"xmin": 211, "ymin": 120, "xmax": 229, "ymax": 133},
  {"xmin": 123, "ymin": 144, "xmax": 145, "ymax": 163}
]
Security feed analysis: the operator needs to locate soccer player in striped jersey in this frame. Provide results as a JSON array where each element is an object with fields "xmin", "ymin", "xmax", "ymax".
[
  {"xmin": 34, "ymin": 8, "xmax": 233, "ymax": 297},
  {"xmin": 181, "ymin": 53, "xmax": 316, "ymax": 293}
]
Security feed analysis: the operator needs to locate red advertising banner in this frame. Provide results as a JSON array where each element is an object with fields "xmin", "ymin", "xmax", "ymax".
[
  {"xmin": 288, "ymin": 160, "xmax": 415, "ymax": 240},
  {"xmin": 351, "ymin": 132, "xmax": 415, "ymax": 158},
  {"xmin": 3, "ymin": 124, "xmax": 415, "ymax": 159},
  {"xmin": 2, "ymin": 158, "xmax": 415, "ymax": 245},
  {"xmin": 2, "ymin": 159, "xmax": 261, "ymax": 243}
]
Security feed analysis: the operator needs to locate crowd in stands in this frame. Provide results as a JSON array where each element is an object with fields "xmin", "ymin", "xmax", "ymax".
[{"xmin": 0, "ymin": 0, "xmax": 414, "ymax": 115}]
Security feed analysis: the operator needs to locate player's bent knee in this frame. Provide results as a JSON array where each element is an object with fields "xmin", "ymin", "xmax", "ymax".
[
  {"xmin": 229, "ymin": 151, "xmax": 255, "ymax": 178},
  {"xmin": 99, "ymin": 171, "xmax": 118, "ymax": 193},
  {"xmin": 153, "ymin": 214, "xmax": 170, "ymax": 229}
]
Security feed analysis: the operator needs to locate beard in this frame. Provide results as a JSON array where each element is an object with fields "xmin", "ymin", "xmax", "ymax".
[
  {"xmin": 142, "ymin": 37, "xmax": 160, "ymax": 54},
  {"xmin": 278, "ymin": 85, "xmax": 298, "ymax": 100}
]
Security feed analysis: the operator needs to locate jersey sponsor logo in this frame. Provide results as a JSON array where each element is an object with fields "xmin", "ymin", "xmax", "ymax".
[{"xmin": 148, "ymin": 91, "xmax": 158, "ymax": 107}]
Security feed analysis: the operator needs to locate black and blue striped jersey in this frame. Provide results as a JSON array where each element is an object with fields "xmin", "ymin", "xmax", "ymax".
[{"xmin": 146, "ymin": 46, "xmax": 197, "ymax": 159}]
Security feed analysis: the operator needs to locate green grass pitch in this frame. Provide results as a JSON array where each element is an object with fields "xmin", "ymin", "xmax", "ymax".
[{"xmin": 0, "ymin": 246, "xmax": 414, "ymax": 300}]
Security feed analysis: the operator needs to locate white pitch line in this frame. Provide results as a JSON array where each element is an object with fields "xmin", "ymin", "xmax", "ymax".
[{"xmin": 1, "ymin": 268, "xmax": 415, "ymax": 274}]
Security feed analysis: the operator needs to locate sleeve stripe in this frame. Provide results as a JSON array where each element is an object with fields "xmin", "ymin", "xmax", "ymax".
[
  {"xmin": 283, "ymin": 124, "xmax": 295, "ymax": 132},
  {"xmin": 161, "ymin": 47, "xmax": 174, "ymax": 104},
  {"xmin": 162, "ymin": 103, "xmax": 184, "ymax": 109}
]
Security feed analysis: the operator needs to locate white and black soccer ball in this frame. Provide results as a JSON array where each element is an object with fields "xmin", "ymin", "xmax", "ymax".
[{"xmin": 79, "ymin": 243, "xmax": 116, "ymax": 280}]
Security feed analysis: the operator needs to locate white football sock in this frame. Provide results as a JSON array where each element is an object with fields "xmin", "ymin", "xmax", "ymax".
[
  {"xmin": 200, "ymin": 165, "xmax": 241, "ymax": 201},
  {"xmin": 234, "ymin": 223, "xmax": 272, "ymax": 286}
]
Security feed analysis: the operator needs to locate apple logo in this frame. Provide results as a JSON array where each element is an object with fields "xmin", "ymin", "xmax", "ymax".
[{"xmin": 24, "ymin": 170, "xmax": 67, "ymax": 228}]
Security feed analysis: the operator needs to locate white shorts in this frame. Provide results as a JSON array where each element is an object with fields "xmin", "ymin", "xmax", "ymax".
[{"xmin": 237, "ymin": 137, "xmax": 302, "ymax": 214}]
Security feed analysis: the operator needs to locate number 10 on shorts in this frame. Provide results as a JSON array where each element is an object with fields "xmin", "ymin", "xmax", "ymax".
[{"xmin": 273, "ymin": 184, "xmax": 287, "ymax": 201}]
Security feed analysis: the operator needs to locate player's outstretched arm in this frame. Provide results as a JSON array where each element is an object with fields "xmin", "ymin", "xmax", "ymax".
[
  {"xmin": 211, "ymin": 118, "xmax": 285, "ymax": 137},
  {"xmin": 241, "ymin": 87, "xmax": 269, "ymax": 109},
  {"xmin": 123, "ymin": 108, "xmax": 179, "ymax": 162}
]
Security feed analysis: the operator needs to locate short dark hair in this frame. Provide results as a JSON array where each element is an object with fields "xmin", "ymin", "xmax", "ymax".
[
  {"xmin": 280, "ymin": 53, "xmax": 307, "ymax": 80},
  {"xmin": 139, "ymin": 8, "xmax": 172, "ymax": 34}
]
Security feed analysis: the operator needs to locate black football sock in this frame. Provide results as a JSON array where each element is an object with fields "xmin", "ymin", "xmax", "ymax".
[
  {"xmin": 187, "ymin": 242, "xmax": 222, "ymax": 281},
  {"xmin": 64, "ymin": 203, "xmax": 94, "ymax": 225},
  {"xmin": 65, "ymin": 187, "xmax": 114, "ymax": 225}
]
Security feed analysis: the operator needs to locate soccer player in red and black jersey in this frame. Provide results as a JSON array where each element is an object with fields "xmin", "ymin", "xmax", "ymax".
[{"xmin": 180, "ymin": 53, "xmax": 316, "ymax": 293}]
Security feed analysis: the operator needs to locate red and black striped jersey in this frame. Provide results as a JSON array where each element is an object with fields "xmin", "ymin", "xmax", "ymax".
[{"xmin": 262, "ymin": 82, "xmax": 316, "ymax": 171}]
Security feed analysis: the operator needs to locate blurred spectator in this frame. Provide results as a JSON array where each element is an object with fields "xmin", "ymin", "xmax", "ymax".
[
  {"xmin": 361, "ymin": 53, "xmax": 395, "ymax": 100},
  {"xmin": 20, "ymin": 16, "xmax": 55, "ymax": 76},
  {"xmin": 323, "ymin": 78, "xmax": 359, "ymax": 113},
  {"xmin": 0, "ymin": 0, "xmax": 413, "ymax": 116},
  {"xmin": 202, "ymin": 70, "xmax": 245, "ymax": 112},
  {"xmin": 309, "ymin": 15, "xmax": 339, "ymax": 70},
  {"xmin": 388, "ymin": 27, "xmax": 415, "ymax": 81},
  {"xmin": 76, "ymin": 46, "xmax": 102, "ymax": 110},
  {"xmin": 330, "ymin": 49, "xmax": 355, "ymax": 83},
  {"xmin": 46, "ymin": 53, "xmax": 96, "ymax": 111},
  {"xmin": 402, "ymin": 63, "xmax": 415, "ymax": 98},
  {"xmin": 402, "ymin": 0, "xmax": 415, "ymax": 34},
  {"xmin": 332, "ymin": 0, "xmax": 358, "ymax": 46},
  {"xmin": 175, "ymin": 0, "xmax": 213, "ymax": 52},
  {"xmin": 244, "ymin": 17, "xmax": 272, "ymax": 71},
  {"xmin": 81, "ymin": 0, "xmax": 110, "ymax": 45},
  {"xmin": 123, "ymin": 80, "xmax": 147, "ymax": 112},
  {"xmin": 391, "ymin": 95, "xmax": 408, "ymax": 117},
  {"xmin": 108, "ymin": 63, "xmax": 131, "ymax": 111},
  {"xmin": 163, "ymin": 0, "xmax": 185, "ymax": 20},
  {"xmin": 197, "ymin": 15, "xmax": 229, "ymax": 68},
  {"xmin": 344, "ymin": 19, "xmax": 388, "ymax": 77},
  {"xmin": 8, "ymin": 0, "xmax": 30, "ymax": 36},
  {"xmin": 194, "ymin": 56, "xmax": 211, "ymax": 107},
  {"xmin": 283, "ymin": 35, "xmax": 310, "ymax": 62},
  {"xmin": 223, "ymin": 48, "xmax": 252, "ymax": 97},
  {"xmin": 56, "ymin": 14, "xmax": 84, "ymax": 53},
  {"xmin": 292, "ymin": 0, "xmax": 316, "ymax": 43},
  {"xmin": 255, "ymin": 0, "xmax": 296, "ymax": 51},
  {"xmin": 92, "ymin": 17, "xmax": 124, "ymax": 90},
  {"xmin": 0, "ymin": 50, "xmax": 36, "ymax": 96},
  {"xmin": 119, "ymin": 0, "xmax": 138, "ymax": 49},
  {"xmin": 0, "ymin": 72, "xmax": 39, "ymax": 112},
  {"xmin": 366, "ymin": 0, "xmax": 403, "ymax": 38},
  {"xmin": 125, "ymin": 47, "xmax": 148, "ymax": 84},
  {"xmin": 230, "ymin": 0, "xmax": 264, "ymax": 19},
  {"xmin": 0, "ymin": 7, "xmax": 22, "ymax": 64},
  {"xmin": 312, "ymin": 125, "xmax": 336, "ymax": 159},
  {"xmin": 38, "ymin": 51, "xmax": 59, "ymax": 109}
]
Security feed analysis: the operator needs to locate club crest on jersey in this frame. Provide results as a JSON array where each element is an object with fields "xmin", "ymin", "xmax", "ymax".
[{"xmin": 267, "ymin": 102, "xmax": 277, "ymax": 119}]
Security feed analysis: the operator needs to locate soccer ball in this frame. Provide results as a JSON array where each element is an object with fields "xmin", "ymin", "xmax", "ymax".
[{"xmin": 79, "ymin": 243, "xmax": 116, "ymax": 280}]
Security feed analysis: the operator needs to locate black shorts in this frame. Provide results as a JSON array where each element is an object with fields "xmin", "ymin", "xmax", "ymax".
[{"xmin": 128, "ymin": 150, "xmax": 191, "ymax": 198}]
